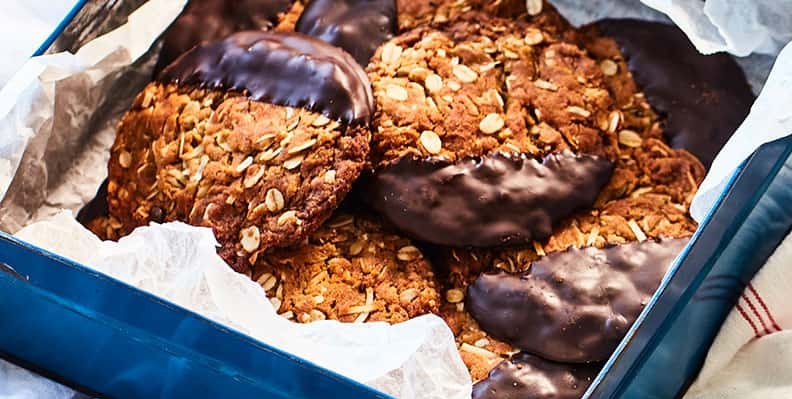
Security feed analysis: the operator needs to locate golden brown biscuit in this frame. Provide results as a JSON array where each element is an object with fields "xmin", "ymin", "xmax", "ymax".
[
  {"xmin": 253, "ymin": 213, "xmax": 441, "ymax": 324},
  {"xmin": 101, "ymin": 32, "xmax": 373, "ymax": 273}
]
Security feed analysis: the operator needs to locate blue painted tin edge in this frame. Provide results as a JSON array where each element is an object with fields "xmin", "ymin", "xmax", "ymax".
[
  {"xmin": 32, "ymin": 0, "xmax": 89, "ymax": 56},
  {"xmin": 0, "ymin": 231, "xmax": 393, "ymax": 399},
  {"xmin": 585, "ymin": 134, "xmax": 792, "ymax": 398}
]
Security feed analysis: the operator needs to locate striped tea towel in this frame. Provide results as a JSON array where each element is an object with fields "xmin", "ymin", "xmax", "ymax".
[{"xmin": 684, "ymin": 231, "xmax": 792, "ymax": 398}]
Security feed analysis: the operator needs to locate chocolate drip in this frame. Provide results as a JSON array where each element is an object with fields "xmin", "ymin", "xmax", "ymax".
[
  {"xmin": 76, "ymin": 179, "xmax": 109, "ymax": 227},
  {"xmin": 467, "ymin": 237, "xmax": 689, "ymax": 363},
  {"xmin": 158, "ymin": 31, "xmax": 374, "ymax": 125},
  {"xmin": 594, "ymin": 19, "xmax": 754, "ymax": 168},
  {"xmin": 154, "ymin": 0, "xmax": 295, "ymax": 75},
  {"xmin": 296, "ymin": 0, "xmax": 397, "ymax": 66},
  {"xmin": 366, "ymin": 151, "xmax": 613, "ymax": 247},
  {"xmin": 472, "ymin": 353, "xmax": 600, "ymax": 399}
]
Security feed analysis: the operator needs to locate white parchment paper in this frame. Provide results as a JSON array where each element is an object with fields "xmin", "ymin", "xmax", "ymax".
[
  {"xmin": 15, "ymin": 212, "xmax": 471, "ymax": 399},
  {"xmin": 0, "ymin": 1, "xmax": 81, "ymax": 90},
  {"xmin": 689, "ymin": 41, "xmax": 792, "ymax": 221},
  {"xmin": 642, "ymin": 0, "xmax": 792, "ymax": 56},
  {"xmin": 0, "ymin": 0, "xmax": 790, "ymax": 397}
]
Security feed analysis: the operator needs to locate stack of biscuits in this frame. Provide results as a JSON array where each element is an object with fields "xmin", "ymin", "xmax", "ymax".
[{"xmin": 86, "ymin": 0, "xmax": 754, "ymax": 397}]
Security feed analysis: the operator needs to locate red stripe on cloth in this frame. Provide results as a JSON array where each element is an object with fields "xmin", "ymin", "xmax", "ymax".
[
  {"xmin": 736, "ymin": 302, "xmax": 761, "ymax": 338},
  {"xmin": 742, "ymin": 293, "xmax": 772, "ymax": 336},
  {"xmin": 747, "ymin": 283, "xmax": 782, "ymax": 332}
]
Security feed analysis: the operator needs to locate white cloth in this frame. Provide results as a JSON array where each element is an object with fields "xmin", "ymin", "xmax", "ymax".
[{"xmin": 684, "ymin": 233, "xmax": 792, "ymax": 398}]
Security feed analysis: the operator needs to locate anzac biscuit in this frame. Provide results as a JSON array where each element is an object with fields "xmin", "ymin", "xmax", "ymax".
[
  {"xmin": 366, "ymin": 13, "xmax": 623, "ymax": 248},
  {"xmin": 466, "ymin": 237, "xmax": 689, "ymax": 363},
  {"xmin": 103, "ymin": 32, "xmax": 373, "ymax": 272},
  {"xmin": 429, "ymin": 15, "xmax": 707, "ymax": 370},
  {"xmin": 395, "ymin": 0, "xmax": 566, "ymax": 32},
  {"xmin": 252, "ymin": 213, "xmax": 441, "ymax": 324},
  {"xmin": 580, "ymin": 19, "xmax": 755, "ymax": 168},
  {"xmin": 437, "ymin": 193, "xmax": 698, "ymax": 378}
]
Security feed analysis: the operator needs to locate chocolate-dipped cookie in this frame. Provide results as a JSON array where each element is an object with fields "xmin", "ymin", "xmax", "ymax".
[
  {"xmin": 472, "ymin": 353, "xmax": 600, "ymax": 399},
  {"xmin": 365, "ymin": 13, "xmax": 622, "ymax": 248},
  {"xmin": 580, "ymin": 19, "xmax": 755, "ymax": 168},
  {"xmin": 438, "ymin": 193, "xmax": 699, "ymax": 378},
  {"xmin": 102, "ymin": 32, "xmax": 373, "ymax": 272},
  {"xmin": 435, "ymin": 126, "xmax": 702, "ymax": 375},
  {"xmin": 467, "ymin": 237, "xmax": 689, "ymax": 363},
  {"xmin": 153, "ymin": 0, "xmax": 298, "ymax": 75},
  {"xmin": 253, "ymin": 212, "xmax": 440, "ymax": 324},
  {"xmin": 296, "ymin": 0, "xmax": 397, "ymax": 66}
]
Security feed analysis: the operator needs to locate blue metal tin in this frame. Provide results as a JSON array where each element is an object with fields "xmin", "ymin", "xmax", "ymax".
[{"xmin": 0, "ymin": 233, "xmax": 391, "ymax": 399}]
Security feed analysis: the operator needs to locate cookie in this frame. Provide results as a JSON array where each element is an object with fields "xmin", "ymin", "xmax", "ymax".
[
  {"xmin": 467, "ymin": 237, "xmax": 689, "ymax": 363},
  {"xmin": 435, "ymin": 130, "xmax": 702, "ymax": 373},
  {"xmin": 436, "ymin": 190, "xmax": 697, "ymax": 378},
  {"xmin": 274, "ymin": 1, "xmax": 307, "ymax": 32},
  {"xmin": 252, "ymin": 213, "xmax": 440, "ymax": 324},
  {"xmin": 103, "ymin": 32, "xmax": 373, "ymax": 272},
  {"xmin": 472, "ymin": 353, "xmax": 600, "ymax": 399},
  {"xmin": 437, "ymin": 138, "xmax": 701, "ymax": 371},
  {"xmin": 365, "ymin": 13, "xmax": 623, "ymax": 247},
  {"xmin": 153, "ymin": 0, "xmax": 297, "ymax": 75},
  {"xmin": 296, "ymin": 0, "xmax": 397, "ymax": 66},
  {"xmin": 580, "ymin": 19, "xmax": 755, "ymax": 168},
  {"xmin": 439, "ymin": 302, "xmax": 516, "ymax": 381},
  {"xmin": 442, "ymin": 193, "xmax": 699, "ymax": 284},
  {"xmin": 395, "ymin": 0, "xmax": 561, "ymax": 32}
]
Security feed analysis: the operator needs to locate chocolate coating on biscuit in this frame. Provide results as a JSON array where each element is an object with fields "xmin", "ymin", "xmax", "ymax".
[
  {"xmin": 367, "ymin": 151, "xmax": 613, "ymax": 247},
  {"xmin": 595, "ymin": 19, "xmax": 754, "ymax": 168},
  {"xmin": 158, "ymin": 31, "xmax": 374, "ymax": 125},
  {"xmin": 76, "ymin": 179, "xmax": 109, "ymax": 226},
  {"xmin": 154, "ymin": 0, "xmax": 295, "ymax": 75},
  {"xmin": 296, "ymin": 0, "xmax": 397, "ymax": 66},
  {"xmin": 472, "ymin": 353, "xmax": 600, "ymax": 399},
  {"xmin": 467, "ymin": 237, "xmax": 689, "ymax": 363}
]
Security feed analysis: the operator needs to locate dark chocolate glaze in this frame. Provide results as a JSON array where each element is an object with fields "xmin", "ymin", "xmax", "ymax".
[
  {"xmin": 366, "ymin": 151, "xmax": 613, "ymax": 247},
  {"xmin": 595, "ymin": 19, "xmax": 754, "ymax": 168},
  {"xmin": 154, "ymin": 0, "xmax": 295, "ymax": 75},
  {"xmin": 296, "ymin": 0, "xmax": 397, "ymax": 66},
  {"xmin": 76, "ymin": 179, "xmax": 109, "ymax": 227},
  {"xmin": 472, "ymin": 353, "xmax": 601, "ymax": 399},
  {"xmin": 158, "ymin": 31, "xmax": 375, "ymax": 126},
  {"xmin": 467, "ymin": 237, "xmax": 689, "ymax": 363}
]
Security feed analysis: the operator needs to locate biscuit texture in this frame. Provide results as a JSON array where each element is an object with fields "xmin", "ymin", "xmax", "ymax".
[
  {"xmin": 253, "ymin": 213, "xmax": 441, "ymax": 324},
  {"xmin": 104, "ymin": 83, "xmax": 370, "ymax": 272},
  {"xmin": 103, "ymin": 32, "xmax": 375, "ymax": 272},
  {"xmin": 416, "ymin": 9, "xmax": 706, "ymax": 378},
  {"xmin": 368, "ymin": 12, "xmax": 619, "ymax": 166},
  {"xmin": 395, "ymin": 0, "xmax": 561, "ymax": 32},
  {"xmin": 365, "ymin": 12, "xmax": 628, "ymax": 247},
  {"xmin": 582, "ymin": 19, "xmax": 754, "ymax": 168}
]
